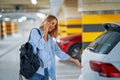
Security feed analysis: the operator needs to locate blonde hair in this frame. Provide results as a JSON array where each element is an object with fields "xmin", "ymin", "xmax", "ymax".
[{"xmin": 39, "ymin": 14, "xmax": 58, "ymax": 38}]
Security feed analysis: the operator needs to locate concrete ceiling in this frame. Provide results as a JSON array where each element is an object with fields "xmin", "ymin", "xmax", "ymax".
[
  {"xmin": 0, "ymin": 0, "xmax": 120, "ymax": 22},
  {"xmin": 60, "ymin": 0, "xmax": 80, "ymax": 19},
  {"xmin": 0, "ymin": 0, "xmax": 50, "ymax": 12},
  {"xmin": 0, "ymin": 0, "xmax": 64, "ymax": 21},
  {"xmin": 78, "ymin": 0, "xmax": 120, "ymax": 11},
  {"xmin": 0, "ymin": 0, "xmax": 64, "ymax": 15},
  {"xmin": 0, "ymin": 0, "xmax": 77, "ymax": 14}
]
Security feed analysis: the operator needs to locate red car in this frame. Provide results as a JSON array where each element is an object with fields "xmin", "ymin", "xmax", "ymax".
[{"xmin": 56, "ymin": 34, "xmax": 82, "ymax": 61}]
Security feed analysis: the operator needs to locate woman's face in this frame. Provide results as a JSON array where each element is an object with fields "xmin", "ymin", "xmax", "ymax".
[{"xmin": 43, "ymin": 19, "xmax": 57, "ymax": 32}]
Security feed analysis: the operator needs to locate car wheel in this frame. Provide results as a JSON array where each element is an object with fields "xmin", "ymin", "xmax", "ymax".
[{"xmin": 68, "ymin": 43, "xmax": 82, "ymax": 62}]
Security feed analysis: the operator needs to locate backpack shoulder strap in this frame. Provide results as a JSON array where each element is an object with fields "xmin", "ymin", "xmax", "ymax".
[
  {"xmin": 36, "ymin": 28, "xmax": 41, "ymax": 36},
  {"xmin": 28, "ymin": 28, "xmax": 41, "ymax": 41}
]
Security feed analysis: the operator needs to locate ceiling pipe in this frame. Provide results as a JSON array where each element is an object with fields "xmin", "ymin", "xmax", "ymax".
[{"xmin": 50, "ymin": 0, "xmax": 64, "ymax": 16}]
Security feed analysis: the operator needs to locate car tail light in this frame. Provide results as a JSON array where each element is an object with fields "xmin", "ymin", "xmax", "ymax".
[{"xmin": 90, "ymin": 60, "xmax": 120, "ymax": 77}]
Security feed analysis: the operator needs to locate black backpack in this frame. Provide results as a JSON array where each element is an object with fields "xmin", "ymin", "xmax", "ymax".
[{"xmin": 19, "ymin": 28, "xmax": 43, "ymax": 79}]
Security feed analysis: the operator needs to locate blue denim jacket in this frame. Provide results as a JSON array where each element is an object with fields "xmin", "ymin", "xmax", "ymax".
[{"xmin": 29, "ymin": 28, "xmax": 70, "ymax": 80}]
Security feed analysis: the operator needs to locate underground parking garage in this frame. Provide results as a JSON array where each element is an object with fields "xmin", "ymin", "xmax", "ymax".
[{"xmin": 0, "ymin": 0, "xmax": 120, "ymax": 80}]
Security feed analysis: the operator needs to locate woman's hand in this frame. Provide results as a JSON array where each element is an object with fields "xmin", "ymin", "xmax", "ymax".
[
  {"xmin": 43, "ymin": 23, "xmax": 50, "ymax": 41},
  {"xmin": 68, "ymin": 57, "xmax": 82, "ymax": 69},
  {"xmin": 73, "ymin": 59, "xmax": 82, "ymax": 69}
]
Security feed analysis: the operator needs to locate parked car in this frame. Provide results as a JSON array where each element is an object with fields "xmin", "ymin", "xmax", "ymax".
[
  {"xmin": 56, "ymin": 34, "xmax": 82, "ymax": 61},
  {"xmin": 79, "ymin": 22, "xmax": 120, "ymax": 80}
]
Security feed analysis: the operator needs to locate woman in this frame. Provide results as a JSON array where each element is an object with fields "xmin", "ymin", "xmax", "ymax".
[{"xmin": 28, "ymin": 14, "xmax": 82, "ymax": 80}]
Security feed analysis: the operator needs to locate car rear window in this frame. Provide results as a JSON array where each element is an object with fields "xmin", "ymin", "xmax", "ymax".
[{"xmin": 87, "ymin": 31, "xmax": 120, "ymax": 54}]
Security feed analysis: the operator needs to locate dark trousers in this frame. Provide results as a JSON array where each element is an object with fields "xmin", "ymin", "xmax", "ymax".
[{"xmin": 28, "ymin": 68, "xmax": 49, "ymax": 80}]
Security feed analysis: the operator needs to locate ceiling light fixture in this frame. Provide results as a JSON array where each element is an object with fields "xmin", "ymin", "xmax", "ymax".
[
  {"xmin": 37, "ymin": 13, "xmax": 45, "ymax": 19},
  {"xmin": 31, "ymin": 0, "xmax": 37, "ymax": 5},
  {"xmin": 0, "ymin": 14, "xmax": 2, "ymax": 17}
]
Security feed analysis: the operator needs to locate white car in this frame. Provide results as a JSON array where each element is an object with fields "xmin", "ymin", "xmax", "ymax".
[{"xmin": 79, "ymin": 22, "xmax": 120, "ymax": 80}]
